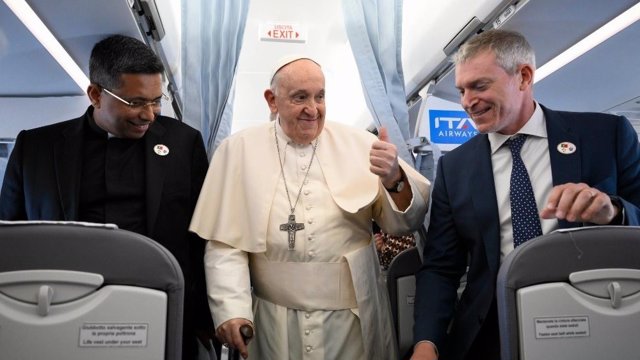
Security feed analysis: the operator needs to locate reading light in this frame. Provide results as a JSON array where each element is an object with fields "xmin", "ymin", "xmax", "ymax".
[
  {"xmin": 535, "ymin": 2, "xmax": 640, "ymax": 83},
  {"xmin": 3, "ymin": 0, "xmax": 90, "ymax": 91}
]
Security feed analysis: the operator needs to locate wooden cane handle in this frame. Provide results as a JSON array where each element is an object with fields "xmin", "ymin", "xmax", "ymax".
[{"xmin": 239, "ymin": 324, "xmax": 254, "ymax": 344}]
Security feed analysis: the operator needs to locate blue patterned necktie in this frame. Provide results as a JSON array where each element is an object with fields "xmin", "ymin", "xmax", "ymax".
[{"xmin": 507, "ymin": 135, "xmax": 542, "ymax": 247}]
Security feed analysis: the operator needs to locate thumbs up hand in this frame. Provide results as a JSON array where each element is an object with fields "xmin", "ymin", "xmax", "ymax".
[{"xmin": 370, "ymin": 127, "xmax": 401, "ymax": 189}]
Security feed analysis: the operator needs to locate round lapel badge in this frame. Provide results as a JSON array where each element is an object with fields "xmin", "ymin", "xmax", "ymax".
[
  {"xmin": 154, "ymin": 144, "xmax": 170, "ymax": 156},
  {"xmin": 557, "ymin": 142, "xmax": 576, "ymax": 155}
]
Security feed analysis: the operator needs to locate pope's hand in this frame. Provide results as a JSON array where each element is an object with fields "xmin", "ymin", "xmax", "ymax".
[
  {"xmin": 370, "ymin": 127, "xmax": 401, "ymax": 188},
  {"xmin": 216, "ymin": 318, "xmax": 254, "ymax": 359}
]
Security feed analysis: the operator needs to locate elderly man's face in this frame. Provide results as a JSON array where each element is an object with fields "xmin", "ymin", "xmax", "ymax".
[{"xmin": 266, "ymin": 59, "xmax": 326, "ymax": 144}]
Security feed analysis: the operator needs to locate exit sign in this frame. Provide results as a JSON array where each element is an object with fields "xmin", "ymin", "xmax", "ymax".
[{"xmin": 260, "ymin": 23, "xmax": 307, "ymax": 43}]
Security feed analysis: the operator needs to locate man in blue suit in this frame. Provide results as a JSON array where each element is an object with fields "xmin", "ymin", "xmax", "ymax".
[{"xmin": 411, "ymin": 29, "xmax": 640, "ymax": 360}]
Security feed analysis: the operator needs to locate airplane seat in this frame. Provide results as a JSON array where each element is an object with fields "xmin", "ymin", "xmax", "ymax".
[
  {"xmin": 496, "ymin": 226, "xmax": 640, "ymax": 360},
  {"xmin": 387, "ymin": 246, "xmax": 422, "ymax": 359},
  {"xmin": 0, "ymin": 222, "xmax": 184, "ymax": 360}
]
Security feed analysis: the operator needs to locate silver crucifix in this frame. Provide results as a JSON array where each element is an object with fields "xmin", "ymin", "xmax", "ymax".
[{"xmin": 280, "ymin": 214, "xmax": 305, "ymax": 250}]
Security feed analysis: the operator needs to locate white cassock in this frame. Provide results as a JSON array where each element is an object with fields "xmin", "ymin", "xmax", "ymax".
[{"xmin": 190, "ymin": 120, "xmax": 430, "ymax": 360}]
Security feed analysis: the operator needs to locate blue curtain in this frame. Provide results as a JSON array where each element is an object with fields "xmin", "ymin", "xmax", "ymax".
[
  {"xmin": 182, "ymin": 0, "xmax": 250, "ymax": 157},
  {"xmin": 341, "ymin": 0, "xmax": 414, "ymax": 166}
]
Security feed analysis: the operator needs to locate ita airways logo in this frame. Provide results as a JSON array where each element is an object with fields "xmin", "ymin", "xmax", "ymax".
[{"xmin": 429, "ymin": 109, "xmax": 478, "ymax": 145}]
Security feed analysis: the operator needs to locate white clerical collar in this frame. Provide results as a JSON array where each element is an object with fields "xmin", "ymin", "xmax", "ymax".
[
  {"xmin": 274, "ymin": 118, "xmax": 317, "ymax": 148},
  {"xmin": 274, "ymin": 118, "xmax": 292, "ymax": 145},
  {"xmin": 489, "ymin": 101, "xmax": 547, "ymax": 154}
]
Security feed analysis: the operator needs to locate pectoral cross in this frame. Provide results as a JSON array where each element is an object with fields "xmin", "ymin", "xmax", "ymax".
[{"xmin": 280, "ymin": 214, "xmax": 305, "ymax": 250}]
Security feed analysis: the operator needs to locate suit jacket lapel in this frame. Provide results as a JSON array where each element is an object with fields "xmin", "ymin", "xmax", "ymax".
[
  {"xmin": 543, "ymin": 106, "xmax": 581, "ymax": 186},
  {"xmin": 145, "ymin": 121, "xmax": 167, "ymax": 235},
  {"xmin": 470, "ymin": 135, "xmax": 502, "ymax": 274},
  {"xmin": 54, "ymin": 116, "xmax": 85, "ymax": 220},
  {"xmin": 543, "ymin": 106, "xmax": 582, "ymax": 228}
]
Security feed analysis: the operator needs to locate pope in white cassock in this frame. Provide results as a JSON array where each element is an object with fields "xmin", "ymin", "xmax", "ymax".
[{"xmin": 189, "ymin": 56, "xmax": 431, "ymax": 360}]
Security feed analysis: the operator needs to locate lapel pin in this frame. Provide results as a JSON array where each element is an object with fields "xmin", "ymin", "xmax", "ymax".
[
  {"xmin": 154, "ymin": 144, "xmax": 170, "ymax": 156},
  {"xmin": 557, "ymin": 142, "xmax": 576, "ymax": 155}
]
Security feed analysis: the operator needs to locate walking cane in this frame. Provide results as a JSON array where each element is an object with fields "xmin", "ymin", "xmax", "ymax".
[{"xmin": 220, "ymin": 324, "xmax": 254, "ymax": 360}]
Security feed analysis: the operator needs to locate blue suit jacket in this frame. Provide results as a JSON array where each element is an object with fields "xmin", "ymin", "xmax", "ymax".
[{"xmin": 413, "ymin": 105, "xmax": 640, "ymax": 359}]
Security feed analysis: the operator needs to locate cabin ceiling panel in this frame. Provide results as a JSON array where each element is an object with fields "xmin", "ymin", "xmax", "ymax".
[{"xmin": 0, "ymin": 0, "xmax": 144, "ymax": 97}]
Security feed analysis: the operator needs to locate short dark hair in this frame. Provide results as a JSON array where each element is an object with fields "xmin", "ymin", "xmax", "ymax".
[{"xmin": 89, "ymin": 34, "xmax": 164, "ymax": 89}]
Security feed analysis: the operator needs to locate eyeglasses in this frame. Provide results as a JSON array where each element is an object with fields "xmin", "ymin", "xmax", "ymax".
[{"xmin": 101, "ymin": 87, "xmax": 168, "ymax": 109}]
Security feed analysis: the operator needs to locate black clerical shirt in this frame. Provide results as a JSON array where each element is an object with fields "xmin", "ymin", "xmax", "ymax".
[{"xmin": 78, "ymin": 114, "xmax": 146, "ymax": 235}]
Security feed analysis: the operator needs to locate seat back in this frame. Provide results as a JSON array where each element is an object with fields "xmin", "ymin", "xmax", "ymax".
[
  {"xmin": 0, "ymin": 222, "xmax": 184, "ymax": 360},
  {"xmin": 496, "ymin": 226, "xmax": 640, "ymax": 360},
  {"xmin": 387, "ymin": 246, "xmax": 422, "ymax": 359}
]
